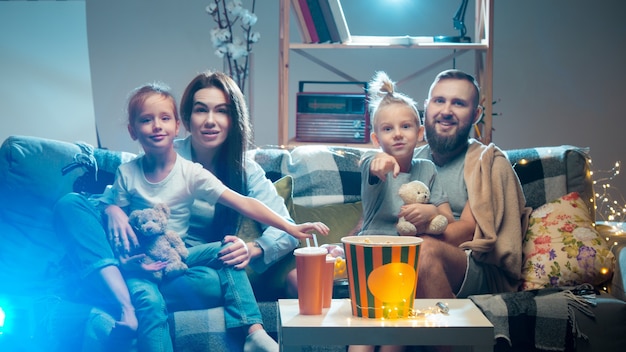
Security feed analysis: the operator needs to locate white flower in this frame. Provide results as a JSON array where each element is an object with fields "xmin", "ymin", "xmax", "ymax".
[
  {"xmin": 249, "ymin": 31, "xmax": 261, "ymax": 43},
  {"xmin": 241, "ymin": 10, "xmax": 257, "ymax": 26},
  {"xmin": 210, "ymin": 27, "xmax": 231, "ymax": 47},
  {"xmin": 226, "ymin": 0, "xmax": 244, "ymax": 16},
  {"xmin": 210, "ymin": 28, "xmax": 221, "ymax": 46},
  {"xmin": 205, "ymin": 4, "xmax": 218, "ymax": 14},
  {"xmin": 232, "ymin": 36, "xmax": 245, "ymax": 46},
  {"xmin": 228, "ymin": 41, "xmax": 248, "ymax": 60},
  {"xmin": 572, "ymin": 227, "xmax": 598, "ymax": 241},
  {"xmin": 206, "ymin": 0, "xmax": 258, "ymax": 90},
  {"xmin": 215, "ymin": 46, "xmax": 228, "ymax": 58}
]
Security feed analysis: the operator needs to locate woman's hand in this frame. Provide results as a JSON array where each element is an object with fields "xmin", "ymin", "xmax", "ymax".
[
  {"xmin": 219, "ymin": 235, "xmax": 251, "ymax": 269},
  {"xmin": 119, "ymin": 253, "xmax": 168, "ymax": 273},
  {"xmin": 105, "ymin": 205, "xmax": 138, "ymax": 255}
]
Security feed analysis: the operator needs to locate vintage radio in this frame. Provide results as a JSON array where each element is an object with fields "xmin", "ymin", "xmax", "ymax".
[{"xmin": 296, "ymin": 81, "xmax": 370, "ymax": 143}]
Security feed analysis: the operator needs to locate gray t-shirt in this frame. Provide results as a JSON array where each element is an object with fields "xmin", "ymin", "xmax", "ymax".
[
  {"xmin": 414, "ymin": 145, "xmax": 467, "ymax": 219},
  {"xmin": 360, "ymin": 154, "xmax": 447, "ymax": 236}
]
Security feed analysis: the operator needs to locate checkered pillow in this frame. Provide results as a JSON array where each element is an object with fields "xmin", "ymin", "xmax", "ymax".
[
  {"xmin": 247, "ymin": 145, "xmax": 369, "ymax": 207},
  {"xmin": 505, "ymin": 145, "xmax": 594, "ymax": 218}
]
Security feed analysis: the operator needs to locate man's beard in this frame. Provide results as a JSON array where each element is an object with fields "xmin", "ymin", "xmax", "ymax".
[{"xmin": 425, "ymin": 120, "xmax": 472, "ymax": 156}]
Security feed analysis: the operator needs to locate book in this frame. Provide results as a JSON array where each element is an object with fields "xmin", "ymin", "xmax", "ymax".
[
  {"xmin": 347, "ymin": 35, "xmax": 434, "ymax": 46},
  {"xmin": 298, "ymin": 0, "xmax": 319, "ymax": 43},
  {"xmin": 327, "ymin": 0, "xmax": 351, "ymax": 43},
  {"xmin": 306, "ymin": 0, "xmax": 332, "ymax": 43},
  {"xmin": 318, "ymin": 0, "xmax": 340, "ymax": 43},
  {"xmin": 291, "ymin": 0, "xmax": 312, "ymax": 43}
]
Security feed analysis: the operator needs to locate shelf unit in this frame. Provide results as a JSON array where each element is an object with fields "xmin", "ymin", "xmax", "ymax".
[{"xmin": 278, "ymin": 0, "xmax": 494, "ymax": 147}]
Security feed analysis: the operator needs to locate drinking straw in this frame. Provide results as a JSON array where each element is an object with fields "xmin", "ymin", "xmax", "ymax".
[
  {"xmin": 306, "ymin": 238, "xmax": 311, "ymax": 247},
  {"xmin": 313, "ymin": 233, "xmax": 319, "ymax": 247}
]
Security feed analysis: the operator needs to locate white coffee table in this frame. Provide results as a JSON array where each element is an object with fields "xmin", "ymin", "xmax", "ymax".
[{"xmin": 278, "ymin": 298, "xmax": 494, "ymax": 352}]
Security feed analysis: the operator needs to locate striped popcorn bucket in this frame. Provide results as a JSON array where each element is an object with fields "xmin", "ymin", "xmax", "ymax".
[{"xmin": 341, "ymin": 236, "xmax": 422, "ymax": 319}]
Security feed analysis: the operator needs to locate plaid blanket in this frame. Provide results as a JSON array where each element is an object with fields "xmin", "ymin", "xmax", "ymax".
[{"xmin": 469, "ymin": 284, "xmax": 596, "ymax": 351}]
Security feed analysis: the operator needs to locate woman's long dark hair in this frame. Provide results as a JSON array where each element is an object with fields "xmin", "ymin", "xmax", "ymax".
[{"xmin": 180, "ymin": 70, "xmax": 252, "ymax": 236}]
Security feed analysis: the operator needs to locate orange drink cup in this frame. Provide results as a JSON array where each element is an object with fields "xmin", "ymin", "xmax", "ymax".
[
  {"xmin": 341, "ymin": 236, "xmax": 423, "ymax": 319},
  {"xmin": 294, "ymin": 247, "xmax": 328, "ymax": 315},
  {"xmin": 322, "ymin": 256, "xmax": 335, "ymax": 308}
]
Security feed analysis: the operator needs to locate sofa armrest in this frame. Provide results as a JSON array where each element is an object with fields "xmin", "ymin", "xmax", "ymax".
[
  {"xmin": 0, "ymin": 135, "xmax": 134, "ymax": 217},
  {"xmin": 612, "ymin": 245, "xmax": 626, "ymax": 301},
  {"xmin": 597, "ymin": 223, "xmax": 626, "ymax": 301},
  {"xmin": 0, "ymin": 135, "xmax": 88, "ymax": 214}
]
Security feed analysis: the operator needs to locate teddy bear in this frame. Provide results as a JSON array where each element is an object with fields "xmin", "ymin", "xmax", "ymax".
[
  {"xmin": 127, "ymin": 203, "xmax": 189, "ymax": 281},
  {"xmin": 396, "ymin": 180, "xmax": 448, "ymax": 236}
]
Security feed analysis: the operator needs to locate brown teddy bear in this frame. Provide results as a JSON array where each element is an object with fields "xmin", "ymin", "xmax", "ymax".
[
  {"xmin": 127, "ymin": 203, "xmax": 189, "ymax": 281},
  {"xmin": 396, "ymin": 180, "xmax": 448, "ymax": 236}
]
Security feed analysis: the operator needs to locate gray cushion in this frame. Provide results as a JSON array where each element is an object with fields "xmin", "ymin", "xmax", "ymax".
[
  {"xmin": 506, "ymin": 145, "xmax": 594, "ymax": 219},
  {"xmin": 170, "ymin": 308, "xmax": 243, "ymax": 352},
  {"xmin": 247, "ymin": 146, "xmax": 367, "ymax": 207}
]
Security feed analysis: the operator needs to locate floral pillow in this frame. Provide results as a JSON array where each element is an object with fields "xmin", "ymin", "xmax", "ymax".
[{"xmin": 520, "ymin": 192, "xmax": 615, "ymax": 290}]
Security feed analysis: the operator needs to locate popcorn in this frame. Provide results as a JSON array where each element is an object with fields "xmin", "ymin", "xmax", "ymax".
[
  {"xmin": 321, "ymin": 243, "xmax": 347, "ymax": 280},
  {"xmin": 334, "ymin": 257, "xmax": 347, "ymax": 280}
]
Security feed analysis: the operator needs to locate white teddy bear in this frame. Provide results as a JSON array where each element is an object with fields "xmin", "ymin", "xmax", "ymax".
[{"xmin": 396, "ymin": 180, "xmax": 448, "ymax": 236}]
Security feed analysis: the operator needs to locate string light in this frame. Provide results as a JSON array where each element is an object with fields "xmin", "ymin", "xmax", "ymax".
[{"xmin": 592, "ymin": 160, "xmax": 626, "ymax": 223}]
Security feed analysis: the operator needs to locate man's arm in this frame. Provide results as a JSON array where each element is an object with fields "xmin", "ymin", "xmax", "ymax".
[{"xmin": 439, "ymin": 202, "xmax": 476, "ymax": 246}]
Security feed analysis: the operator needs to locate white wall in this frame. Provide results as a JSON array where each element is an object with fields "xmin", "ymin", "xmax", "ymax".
[
  {"xmin": 3, "ymin": 0, "xmax": 626, "ymax": 203},
  {"xmin": 84, "ymin": 0, "xmax": 479, "ymax": 154},
  {"xmin": 85, "ymin": 0, "xmax": 223, "ymax": 154},
  {"xmin": 0, "ymin": 1, "xmax": 96, "ymax": 146},
  {"xmin": 494, "ymin": 0, "xmax": 626, "ymax": 181}
]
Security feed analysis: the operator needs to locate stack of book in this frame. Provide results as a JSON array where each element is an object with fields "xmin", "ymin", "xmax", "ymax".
[
  {"xmin": 291, "ymin": 0, "xmax": 350, "ymax": 44},
  {"xmin": 291, "ymin": 0, "xmax": 434, "ymax": 45}
]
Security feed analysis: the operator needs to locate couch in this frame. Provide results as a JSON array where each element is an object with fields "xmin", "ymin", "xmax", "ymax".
[{"xmin": 0, "ymin": 135, "xmax": 624, "ymax": 352}]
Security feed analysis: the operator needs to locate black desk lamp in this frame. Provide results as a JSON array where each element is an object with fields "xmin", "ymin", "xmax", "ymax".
[{"xmin": 434, "ymin": 0, "xmax": 471, "ymax": 43}]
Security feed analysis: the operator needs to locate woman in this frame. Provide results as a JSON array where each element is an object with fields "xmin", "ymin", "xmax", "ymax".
[{"xmin": 160, "ymin": 71, "xmax": 299, "ymax": 308}]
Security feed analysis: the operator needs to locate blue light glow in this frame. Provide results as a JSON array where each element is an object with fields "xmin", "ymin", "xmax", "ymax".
[{"xmin": 0, "ymin": 305, "xmax": 5, "ymax": 334}]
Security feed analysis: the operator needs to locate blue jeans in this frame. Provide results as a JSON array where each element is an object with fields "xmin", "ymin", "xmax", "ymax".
[
  {"xmin": 180, "ymin": 241, "xmax": 264, "ymax": 330},
  {"xmin": 125, "ymin": 278, "xmax": 173, "ymax": 352},
  {"xmin": 53, "ymin": 193, "xmax": 119, "ymax": 281},
  {"xmin": 126, "ymin": 235, "xmax": 264, "ymax": 352},
  {"xmin": 54, "ymin": 193, "xmax": 264, "ymax": 351},
  {"xmin": 159, "ymin": 265, "xmax": 223, "ymax": 310}
]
